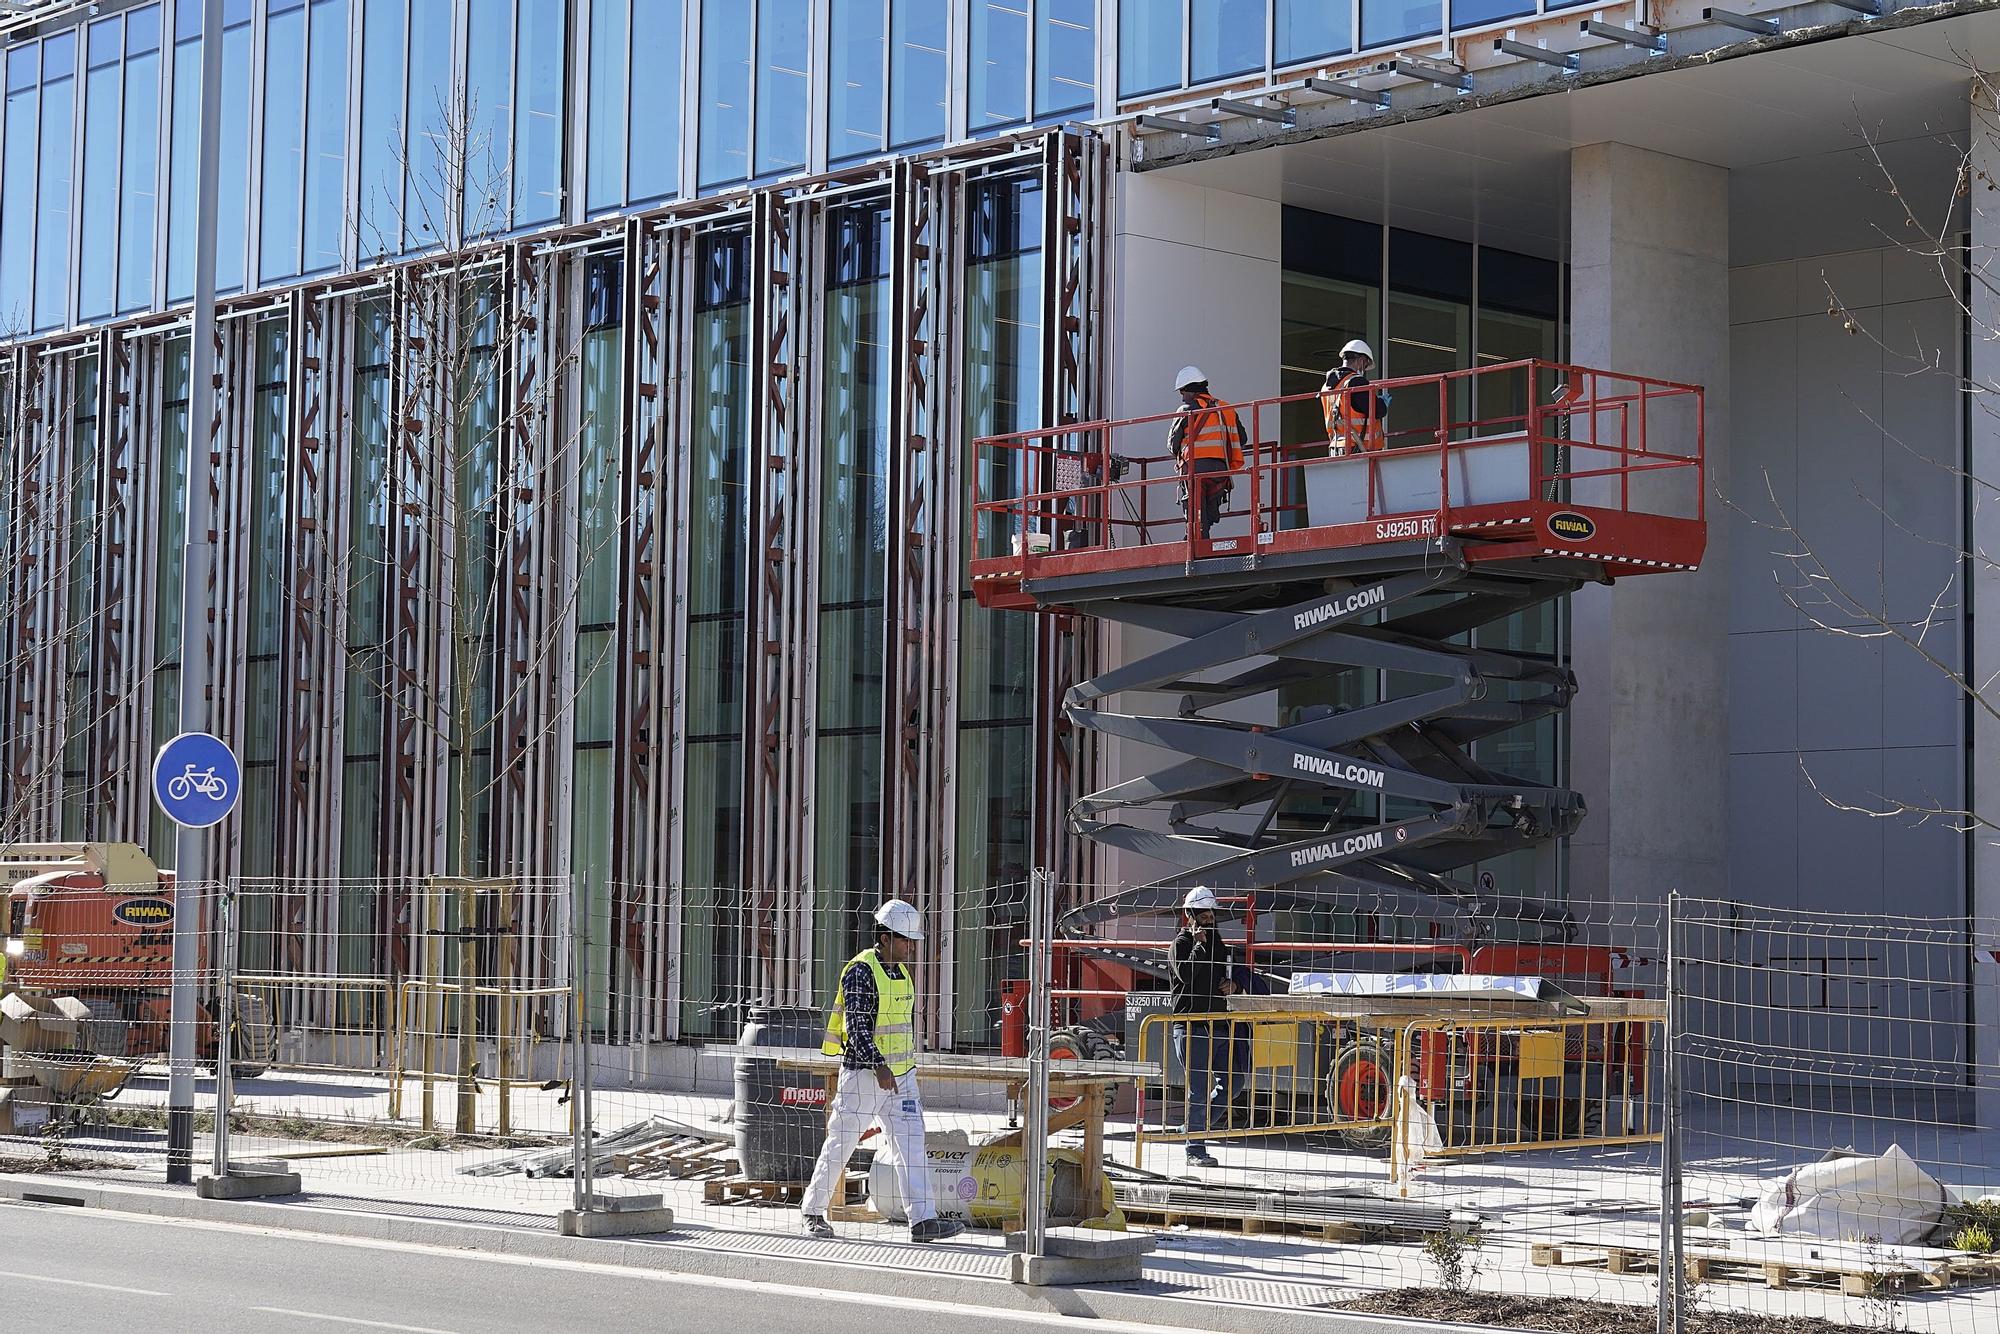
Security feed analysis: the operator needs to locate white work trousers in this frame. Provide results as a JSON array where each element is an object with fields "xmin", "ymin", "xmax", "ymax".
[{"xmin": 800, "ymin": 1065, "xmax": 934, "ymax": 1225}]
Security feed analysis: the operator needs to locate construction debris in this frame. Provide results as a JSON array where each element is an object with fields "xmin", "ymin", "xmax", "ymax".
[{"xmin": 461, "ymin": 1115, "xmax": 731, "ymax": 1180}]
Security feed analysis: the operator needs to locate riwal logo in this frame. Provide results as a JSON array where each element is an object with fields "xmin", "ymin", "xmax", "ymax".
[
  {"xmin": 1291, "ymin": 752, "xmax": 1386, "ymax": 789},
  {"xmin": 1290, "ymin": 584, "xmax": 1387, "ymax": 633},
  {"xmin": 1548, "ymin": 510, "xmax": 1596, "ymax": 542},
  {"xmin": 111, "ymin": 897, "xmax": 174, "ymax": 929},
  {"xmin": 1288, "ymin": 829, "xmax": 1387, "ymax": 870}
]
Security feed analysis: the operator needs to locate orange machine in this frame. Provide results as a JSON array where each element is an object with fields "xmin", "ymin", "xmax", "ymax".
[{"xmin": 2, "ymin": 843, "xmax": 270, "ymax": 1072}]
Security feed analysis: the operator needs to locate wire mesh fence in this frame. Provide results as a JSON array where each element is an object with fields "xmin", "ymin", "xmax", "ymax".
[{"xmin": 6, "ymin": 870, "xmax": 2000, "ymax": 1327}]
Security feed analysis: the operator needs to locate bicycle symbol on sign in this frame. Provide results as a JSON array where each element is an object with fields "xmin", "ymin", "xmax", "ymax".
[{"xmin": 165, "ymin": 764, "xmax": 231, "ymax": 803}]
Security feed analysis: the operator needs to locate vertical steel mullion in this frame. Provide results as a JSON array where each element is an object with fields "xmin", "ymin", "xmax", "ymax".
[
  {"xmin": 244, "ymin": 0, "xmax": 269, "ymax": 290},
  {"xmin": 293, "ymin": 0, "xmax": 312, "ymax": 279},
  {"xmin": 343, "ymin": 0, "xmax": 364, "ymax": 271}
]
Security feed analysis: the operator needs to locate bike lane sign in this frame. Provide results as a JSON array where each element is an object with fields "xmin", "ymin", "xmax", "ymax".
[{"xmin": 152, "ymin": 731, "xmax": 242, "ymax": 829}]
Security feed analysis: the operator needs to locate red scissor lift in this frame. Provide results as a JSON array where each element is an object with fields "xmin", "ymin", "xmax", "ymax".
[{"xmin": 976, "ymin": 359, "xmax": 1701, "ymax": 1140}]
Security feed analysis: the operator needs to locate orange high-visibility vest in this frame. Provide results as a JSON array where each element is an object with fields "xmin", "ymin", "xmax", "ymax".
[
  {"xmin": 1180, "ymin": 392, "xmax": 1245, "ymax": 468},
  {"xmin": 1321, "ymin": 373, "xmax": 1387, "ymax": 455}
]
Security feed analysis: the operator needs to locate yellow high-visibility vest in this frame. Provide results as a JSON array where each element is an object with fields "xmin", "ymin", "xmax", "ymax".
[{"xmin": 820, "ymin": 948, "xmax": 917, "ymax": 1077}]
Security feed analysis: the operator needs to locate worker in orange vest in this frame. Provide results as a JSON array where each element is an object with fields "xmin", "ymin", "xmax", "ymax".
[
  {"xmin": 1320, "ymin": 339, "xmax": 1388, "ymax": 456},
  {"xmin": 1168, "ymin": 366, "xmax": 1247, "ymax": 539}
]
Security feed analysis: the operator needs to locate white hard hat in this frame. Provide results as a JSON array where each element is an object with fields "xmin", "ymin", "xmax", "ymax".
[
  {"xmin": 1340, "ymin": 339, "xmax": 1375, "ymax": 362},
  {"xmin": 1174, "ymin": 365, "xmax": 1208, "ymax": 390},
  {"xmin": 1183, "ymin": 886, "xmax": 1220, "ymax": 912},
  {"xmin": 874, "ymin": 898, "xmax": 923, "ymax": 941}
]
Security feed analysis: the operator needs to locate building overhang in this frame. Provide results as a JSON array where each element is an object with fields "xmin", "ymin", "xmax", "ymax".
[{"xmin": 1128, "ymin": 5, "xmax": 2000, "ymax": 261}]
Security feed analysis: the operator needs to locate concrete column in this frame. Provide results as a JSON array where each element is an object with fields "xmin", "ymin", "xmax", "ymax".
[
  {"xmin": 1096, "ymin": 172, "xmax": 1284, "ymax": 896},
  {"xmin": 1968, "ymin": 82, "xmax": 2000, "ymax": 1129},
  {"xmin": 1566, "ymin": 144, "xmax": 1731, "ymax": 916}
]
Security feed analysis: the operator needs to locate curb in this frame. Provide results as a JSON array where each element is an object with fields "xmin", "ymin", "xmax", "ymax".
[{"xmin": 0, "ymin": 1171, "xmax": 1515, "ymax": 1334}]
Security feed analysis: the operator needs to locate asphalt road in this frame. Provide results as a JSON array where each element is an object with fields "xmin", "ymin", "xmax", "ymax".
[{"xmin": 0, "ymin": 1200, "xmax": 1183, "ymax": 1334}]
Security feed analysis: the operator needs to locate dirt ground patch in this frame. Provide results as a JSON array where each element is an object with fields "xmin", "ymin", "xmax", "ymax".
[
  {"xmin": 0, "ymin": 1154, "xmax": 129, "ymax": 1174},
  {"xmin": 1342, "ymin": 1289, "xmax": 1849, "ymax": 1332}
]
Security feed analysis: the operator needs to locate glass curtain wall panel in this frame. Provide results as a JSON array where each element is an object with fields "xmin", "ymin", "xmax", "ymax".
[
  {"xmin": 511, "ymin": 0, "xmax": 564, "ymax": 227},
  {"xmin": 463, "ymin": 0, "xmax": 513, "ymax": 235},
  {"xmin": 574, "ymin": 253, "xmax": 624, "ymax": 1031},
  {"xmin": 756, "ymin": 0, "xmax": 810, "ymax": 176},
  {"xmin": 1190, "ymin": 0, "xmax": 1264, "ymax": 85},
  {"xmin": 168, "ymin": 0, "xmax": 252, "ymax": 299},
  {"xmin": 1035, "ymin": 0, "xmax": 1093, "ymax": 116},
  {"xmin": 1276, "ymin": 0, "xmax": 1351, "ymax": 63},
  {"xmin": 302, "ymin": 0, "xmax": 351, "ymax": 273},
  {"xmin": 969, "ymin": 0, "xmax": 1027, "ymax": 131},
  {"xmin": 683, "ymin": 230, "xmax": 753, "ymax": 1035},
  {"xmin": 1362, "ymin": 0, "xmax": 1443, "ymax": 49},
  {"xmin": 626, "ymin": 0, "xmax": 684, "ymax": 202},
  {"xmin": 1, "ymin": 44, "xmax": 38, "ymax": 334},
  {"xmin": 357, "ymin": 0, "xmax": 406, "ymax": 259},
  {"xmin": 79, "ymin": 17, "xmax": 123, "ymax": 323},
  {"xmin": 117, "ymin": 6, "xmax": 162, "ymax": 314},
  {"xmin": 342, "ymin": 303, "xmax": 391, "ymax": 943},
  {"xmin": 60, "ymin": 357, "xmax": 101, "ymax": 838},
  {"xmin": 405, "ymin": 0, "xmax": 453, "ymax": 250},
  {"xmin": 259, "ymin": 0, "xmax": 307, "ymax": 282},
  {"xmin": 149, "ymin": 339, "xmax": 191, "ymax": 861},
  {"xmin": 1454, "ymin": 0, "xmax": 1537, "ymax": 26},
  {"xmin": 956, "ymin": 175, "xmax": 1041, "ymax": 1046},
  {"xmin": 828, "ymin": 0, "xmax": 886, "ymax": 162},
  {"xmin": 241, "ymin": 318, "xmax": 291, "ymax": 893},
  {"xmin": 1385, "ymin": 228, "xmax": 1472, "ymax": 444},
  {"xmin": 33, "ymin": 32, "xmax": 75, "ymax": 332},
  {"xmin": 698, "ymin": 0, "xmax": 751, "ymax": 187},
  {"xmin": 450, "ymin": 281, "xmax": 503, "ymax": 876},
  {"xmin": 1117, "ymin": 0, "xmax": 1181, "ymax": 97},
  {"xmin": 813, "ymin": 204, "xmax": 892, "ymax": 994},
  {"xmin": 890, "ymin": 0, "xmax": 948, "ymax": 148}
]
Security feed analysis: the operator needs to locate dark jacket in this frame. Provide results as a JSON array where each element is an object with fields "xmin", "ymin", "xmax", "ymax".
[{"xmin": 1170, "ymin": 926, "xmax": 1234, "ymax": 1015}]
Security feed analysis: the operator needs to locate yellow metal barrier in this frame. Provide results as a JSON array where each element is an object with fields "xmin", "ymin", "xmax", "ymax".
[
  {"xmin": 1133, "ymin": 1011, "xmax": 1404, "ymax": 1161},
  {"xmin": 232, "ymin": 973, "xmax": 395, "ymax": 1076},
  {"xmin": 389, "ymin": 979, "xmax": 571, "ymax": 1136},
  {"xmin": 1134, "ymin": 1007, "xmax": 1664, "ymax": 1176},
  {"xmin": 1390, "ymin": 1012, "xmax": 1663, "ymax": 1184}
]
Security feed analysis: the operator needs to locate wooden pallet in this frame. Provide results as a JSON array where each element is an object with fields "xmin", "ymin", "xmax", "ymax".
[
  {"xmin": 1531, "ymin": 1239, "xmax": 2000, "ymax": 1296},
  {"xmin": 704, "ymin": 1177, "xmax": 806, "ymax": 1206},
  {"xmin": 1122, "ymin": 1204, "xmax": 1368, "ymax": 1243},
  {"xmin": 617, "ymin": 1136, "xmax": 737, "ymax": 1182}
]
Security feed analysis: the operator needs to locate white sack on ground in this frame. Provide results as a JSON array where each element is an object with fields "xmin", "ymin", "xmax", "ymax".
[
  {"xmin": 1393, "ymin": 1075, "xmax": 1442, "ymax": 1188},
  {"xmin": 1748, "ymin": 1144, "xmax": 1945, "ymax": 1245}
]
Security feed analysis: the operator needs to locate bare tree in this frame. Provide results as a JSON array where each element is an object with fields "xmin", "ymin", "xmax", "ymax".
[{"xmin": 1739, "ymin": 61, "xmax": 1994, "ymax": 837}]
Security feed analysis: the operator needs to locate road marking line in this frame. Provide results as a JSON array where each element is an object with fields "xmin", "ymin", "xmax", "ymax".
[
  {"xmin": 0, "ymin": 1269, "xmax": 170, "ymax": 1297},
  {"xmin": 47, "ymin": 1211, "xmax": 1182, "ymax": 1333},
  {"xmin": 251, "ymin": 1309, "xmax": 459, "ymax": 1334}
]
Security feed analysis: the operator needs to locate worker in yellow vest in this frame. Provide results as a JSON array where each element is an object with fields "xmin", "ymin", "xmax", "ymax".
[
  {"xmin": 801, "ymin": 898, "xmax": 965, "ymax": 1244},
  {"xmin": 1320, "ymin": 339, "xmax": 1389, "ymax": 456}
]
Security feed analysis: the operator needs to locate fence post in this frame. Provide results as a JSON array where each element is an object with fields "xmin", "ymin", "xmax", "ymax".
[
  {"xmin": 569, "ymin": 875, "xmax": 595, "ymax": 1213},
  {"xmin": 210, "ymin": 883, "xmax": 234, "ymax": 1177},
  {"xmin": 1657, "ymin": 892, "xmax": 1685, "ymax": 1334},
  {"xmin": 1022, "ymin": 869, "xmax": 1053, "ymax": 1257}
]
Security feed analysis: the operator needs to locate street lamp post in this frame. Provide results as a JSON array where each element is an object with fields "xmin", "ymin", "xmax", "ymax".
[{"xmin": 166, "ymin": 0, "xmax": 228, "ymax": 1187}]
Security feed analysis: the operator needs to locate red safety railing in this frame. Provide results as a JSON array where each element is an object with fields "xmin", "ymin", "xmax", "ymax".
[{"xmin": 969, "ymin": 359, "xmax": 1705, "ymax": 604}]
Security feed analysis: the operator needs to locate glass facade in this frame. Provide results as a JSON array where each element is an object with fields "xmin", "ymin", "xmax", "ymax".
[
  {"xmin": 813, "ymin": 204, "xmax": 892, "ymax": 990},
  {"xmin": 956, "ymin": 174, "xmax": 1041, "ymax": 1045}
]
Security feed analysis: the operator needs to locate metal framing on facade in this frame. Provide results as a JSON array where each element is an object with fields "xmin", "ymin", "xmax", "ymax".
[{"xmin": 0, "ymin": 126, "xmax": 1108, "ymax": 1047}]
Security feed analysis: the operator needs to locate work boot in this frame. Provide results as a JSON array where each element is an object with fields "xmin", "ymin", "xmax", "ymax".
[
  {"xmin": 909, "ymin": 1217, "xmax": 966, "ymax": 1243},
  {"xmin": 802, "ymin": 1213, "xmax": 835, "ymax": 1239},
  {"xmin": 1186, "ymin": 1148, "xmax": 1220, "ymax": 1168}
]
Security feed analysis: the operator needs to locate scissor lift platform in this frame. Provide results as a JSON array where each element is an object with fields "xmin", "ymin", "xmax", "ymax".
[{"xmin": 968, "ymin": 360, "xmax": 1706, "ymax": 929}]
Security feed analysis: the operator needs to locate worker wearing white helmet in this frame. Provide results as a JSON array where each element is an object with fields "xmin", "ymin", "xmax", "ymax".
[
  {"xmin": 1167, "ymin": 366, "xmax": 1247, "ymax": 540},
  {"xmin": 1320, "ymin": 338, "xmax": 1389, "ymax": 456},
  {"xmin": 1170, "ymin": 886, "xmax": 1244, "ymax": 1169},
  {"xmin": 801, "ymin": 898, "xmax": 965, "ymax": 1244}
]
